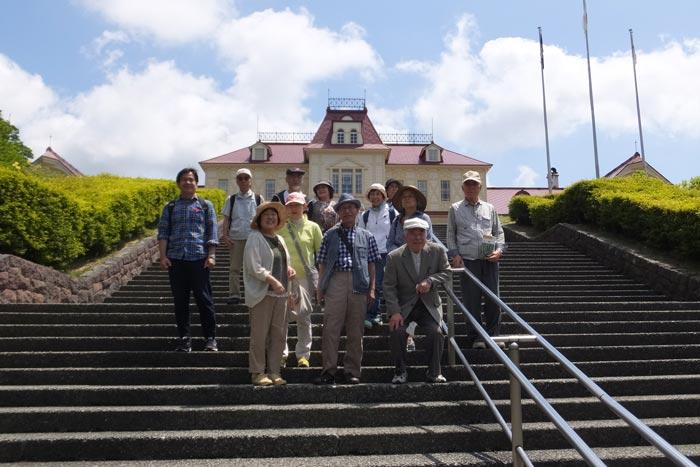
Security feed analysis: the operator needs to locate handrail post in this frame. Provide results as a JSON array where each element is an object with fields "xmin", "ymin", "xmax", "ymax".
[
  {"xmin": 446, "ymin": 270, "xmax": 455, "ymax": 366},
  {"xmin": 509, "ymin": 341, "xmax": 524, "ymax": 467}
]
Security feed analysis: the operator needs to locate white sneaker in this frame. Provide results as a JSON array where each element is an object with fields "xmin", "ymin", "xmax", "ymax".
[
  {"xmin": 427, "ymin": 374, "xmax": 447, "ymax": 384},
  {"xmin": 392, "ymin": 371, "xmax": 408, "ymax": 384}
]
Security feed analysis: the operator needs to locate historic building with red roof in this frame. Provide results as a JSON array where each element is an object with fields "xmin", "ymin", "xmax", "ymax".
[
  {"xmin": 200, "ymin": 99, "xmax": 491, "ymax": 217},
  {"xmin": 31, "ymin": 147, "xmax": 83, "ymax": 176}
]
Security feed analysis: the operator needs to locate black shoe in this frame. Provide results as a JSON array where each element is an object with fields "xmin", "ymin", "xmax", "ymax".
[
  {"xmin": 226, "ymin": 296, "xmax": 241, "ymax": 305},
  {"xmin": 175, "ymin": 337, "xmax": 191, "ymax": 352},
  {"xmin": 472, "ymin": 338, "xmax": 486, "ymax": 349},
  {"xmin": 314, "ymin": 372, "xmax": 335, "ymax": 385},
  {"xmin": 346, "ymin": 376, "xmax": 360, "ymax": 385},
  {"xmin": 204, "ymin": 338, "xmax": 218, "ymax": 352}
]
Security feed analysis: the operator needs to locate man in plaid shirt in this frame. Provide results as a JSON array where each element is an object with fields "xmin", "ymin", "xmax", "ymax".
[
  {"xmin": 315, "ymin": 193, "xmax": 379, "ymax": 385},
  {"xmin": 157, "ymin": 168, "xmax": 219, "ymax": 352}
]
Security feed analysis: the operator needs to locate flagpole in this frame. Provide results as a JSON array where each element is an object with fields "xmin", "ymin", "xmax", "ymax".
[
  {"xmin": 583, "ymin": 0, "xmax": 600, "ymax": 178},
  {"xmin": 539, "ymin": 27, "xmax": 553, "ymax": 194},
  {"xmin": 629, "ymin": 28, "xmax": 647, "ymax": 173}
]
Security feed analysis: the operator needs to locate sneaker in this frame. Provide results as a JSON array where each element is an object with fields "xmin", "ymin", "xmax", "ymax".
[
  {"xmin": 281, "ymin": 355, "xmax": 288, "ymax": 368},
  {"xmin": 364, "ymin": 319, "xmax": 373, "ymax": 330},
  {"xmin": 426, "ymin": 374, "xmax": 447, "ymax": 384},
  {"xmin": 345, "ymin": 376, "xmax": 360, "ymax": 385},
  {"xmin": 269, "ymin": 374, "xmax": 287, "ymax": 386},
  {"xmin": 392, "ymin": 371, "xmax": 408, "ymax": 384},
  {"xmin": 297, "ymin": 357, "xmax": 310, "ymax": 368},
  {"xmin": 252, "ymin": 373, "xmax": 273, "ymax": 386},
  {"xmin": 371, "ymin": 317, "xmax": 383, "ymax": 327},
  {"xmin": 225, "ymin": 296, "xmax": 241, "ymax": 305},
  {"xmin": 204, "ymin": 338, "xmax": 218, "ymax": 351},
  {"xmin": 406, "ymin": 336, "xmax": 416, "ymax": 352},
  {"xmin": 314, "ymin": 372, "xmax": 335, "ymax": 385},
  {"xmin": 472, "ymin": 339, "xmax": 486, "ymax": 349},
  {"xmin": 175, "ymin": 337, "xmax": 191, "ymax": 352}
]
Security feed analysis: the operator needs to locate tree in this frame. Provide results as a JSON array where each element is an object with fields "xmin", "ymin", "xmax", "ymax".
[
  {"xmin": 679, "ymin": 176, "xmax": 700, "ymax": 191},
  {"xmin": 0, "ymin": 112, "xmax": 33, "ymax": 168}
]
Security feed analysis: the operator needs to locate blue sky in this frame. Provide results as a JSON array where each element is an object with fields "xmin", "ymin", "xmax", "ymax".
[{"xmin": 1, "ymin": 0, "xmax": 699, "ymax": 187}]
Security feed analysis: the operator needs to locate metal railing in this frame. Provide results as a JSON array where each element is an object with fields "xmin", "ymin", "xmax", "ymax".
[{"xmin": 442, "ymin": 267, "xmax": 695, "ymax": 467}]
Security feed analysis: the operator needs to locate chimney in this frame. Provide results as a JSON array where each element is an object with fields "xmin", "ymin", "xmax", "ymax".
[{"xmin": 548, "ymin": 167, "xmax": 560, "ymax": 189}]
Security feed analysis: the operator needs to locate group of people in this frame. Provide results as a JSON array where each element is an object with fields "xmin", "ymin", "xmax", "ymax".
[{"xmin": 157, "ymin": 166, "xmax": 505, "ymax": 386}]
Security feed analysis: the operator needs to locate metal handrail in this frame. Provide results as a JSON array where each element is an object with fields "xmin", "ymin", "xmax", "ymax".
[{"xmin": 447, "ymin": 266, "xmax": 695, "ymax": 467}]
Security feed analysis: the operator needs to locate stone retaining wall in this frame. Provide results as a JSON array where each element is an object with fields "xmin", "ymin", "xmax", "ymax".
[
  {"xmin": 0, "ymin": 235, "xmax": 159, "ymax": 304},
  {"xmin": 505, "ymin": 223, "xmax": 700, "ymax": 301}
]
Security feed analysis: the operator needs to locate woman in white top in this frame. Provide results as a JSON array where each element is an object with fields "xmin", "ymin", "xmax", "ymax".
[{"xmin": 243, "ymin": 202, "xmax": 296, "ymax": 386}]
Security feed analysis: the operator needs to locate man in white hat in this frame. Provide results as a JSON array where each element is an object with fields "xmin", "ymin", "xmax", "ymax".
[
  {"xmin": 383, "ymin": 217, "xmax": 450, "ymax": 384},
  {"xmin": 446, "ymin": 170, "xmax": 505, "ymax": 348},
  {"xmin": 357, "ymin": 183, "xmax": 397, "ymax": 329},
  {"xmin": 220, "ymin": 168, "xmax": 263, "ymax": 305}
]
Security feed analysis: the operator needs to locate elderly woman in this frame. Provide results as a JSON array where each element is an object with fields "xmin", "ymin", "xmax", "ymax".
[
  {"xmin": 243, "ymin": 202, "xmax": 296, "ymax": 386},
  {"xmin": 307, "ymin": 181, "xmax": 338, "ymax": 232},
  {"xmin": 386, "ymin": 185, "xmax": 442, "ymax": 253}
]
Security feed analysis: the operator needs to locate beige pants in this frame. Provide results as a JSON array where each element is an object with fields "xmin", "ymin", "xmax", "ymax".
[
  {"xmin": 228, "ymin": 239, "xmax": 246, "ymax": 297},
  {"xmin": 321, "ymin": 271, "xmax": 367, "ymax": 378},
  {"xmin": 283, "ymin": 276, "xmax": 314, "ymax": 360},
  {"xmin": 248, "ymin": 295, "xmax": 287, "ymax": 375}
]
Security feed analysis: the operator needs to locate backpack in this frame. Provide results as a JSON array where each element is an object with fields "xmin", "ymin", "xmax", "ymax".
[
  {"xmin": 227, "ymin": 193, "xmax": 262, "ymax": 231},
  {"xmin": 362, "ymin": 207, "xmax": 396, "ymax": 226}
]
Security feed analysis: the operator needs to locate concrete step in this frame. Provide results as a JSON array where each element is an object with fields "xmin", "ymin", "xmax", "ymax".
[
  {"xmin": 3, "ymin": 394, "xmax": 700, "ymax": 433},
  {"xmin": 0, "ymin": 417, "xmax": 698, "ymax": 462}
]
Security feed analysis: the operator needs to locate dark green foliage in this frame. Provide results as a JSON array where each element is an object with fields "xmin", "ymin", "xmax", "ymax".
[
  {"xmin": 508, "ymin": 173, "xmax": 700, "ymax": 259},
  {"xmin": 0, "ymin": 116, "xmax": 33, "ymax": 168}
]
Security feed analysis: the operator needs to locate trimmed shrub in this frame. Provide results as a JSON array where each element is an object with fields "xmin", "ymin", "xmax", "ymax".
[
  {"xmin": 0, "ymin": 167, "xmax": 84, "ymax": 267},
  {"xmin": 510, "ymin": 173, "xmax": 700, "ymax": 260},
  {"xmin": 0, "ymin": 168, "xmax": 227, "ymax": 269}
]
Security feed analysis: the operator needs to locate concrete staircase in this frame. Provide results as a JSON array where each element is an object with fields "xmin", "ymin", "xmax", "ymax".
[{"xmin": 1, "ymin": 241, "xmax": 699, "ymax": 465}]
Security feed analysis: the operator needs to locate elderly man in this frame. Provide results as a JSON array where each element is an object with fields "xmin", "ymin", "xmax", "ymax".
[
  {"xmin": 384, "ymin": 218, "xmax": 450, "ymax": 384},
  {"xmin": 272, "ymin": 167, "xmax": 305, "ymax": 204},
  {"xmin": 315, "ymin": 193, "xmax": 379, "ymax": 385},
  {"xmin": 446, "ymin": 171, "xmax": 505, "ymax": 349},
  {"xmin": 220, "ymin": 168, "xmax": 262, "ymax": 305}
]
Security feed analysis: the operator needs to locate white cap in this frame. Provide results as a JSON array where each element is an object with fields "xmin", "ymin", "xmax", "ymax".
[
  {"xmin": 403, "ymin": 218, "xmax": 429, "ymax": 231},
  {"xmin": 236, "ymin": 168, "xmax": 252, "ymax": 178},
  {"xmin": 462, "ymin": 170, "xmax": 481, "ymax": 185}
]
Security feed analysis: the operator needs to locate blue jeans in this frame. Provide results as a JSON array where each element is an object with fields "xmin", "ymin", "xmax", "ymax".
[{"xmin": 366, "ymin": 253, "xmax": 387, "ymax": 321}]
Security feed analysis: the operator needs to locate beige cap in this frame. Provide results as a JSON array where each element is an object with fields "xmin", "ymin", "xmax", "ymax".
[
  {"xmin": 236, "ymin": 168, "xmax": 252, "ymax": 178},
  {"xmin": 366, "ymin": 183, "xmax": 387, "ymax": 200},
  {"xmin": 462, "ymin": 171, "xmax": 481, "ymax": 185},
  {"xmin": 403, "ymin": 218, "xmax": 430, "ymax": 231}
]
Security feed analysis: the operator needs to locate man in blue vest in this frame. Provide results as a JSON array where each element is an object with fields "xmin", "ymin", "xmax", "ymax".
[{"xmin": 315, "ymin": 193, "xmax": 379, "ymax": 385}]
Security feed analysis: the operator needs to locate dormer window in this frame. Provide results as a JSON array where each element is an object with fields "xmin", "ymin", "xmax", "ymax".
[
  {"xmin": 251, "ymin": 143, "xmax": 268, "ymax": 161},
  {"xmin": 350, "ymin": 129, "xmax": 358, "ymax": 144},
  {"xmin": 426, "ymin": 148, "xmax": 439, "ymax": 161},
  {"xmin": 337, "ymin": 129, "xmax": 345, "ymax": 144},
  {"xmin": 422, "ymin": 143, "xmax": 442, "ymax": 162},
  {"xmin": 332, "ymin": 121, "xmax": 362, "ymax": 145}
]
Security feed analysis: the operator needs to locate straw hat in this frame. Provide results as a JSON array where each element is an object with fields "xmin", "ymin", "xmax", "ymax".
[
  {"xmin": 250, "ymin": 202, "xmax": 287, "ymax": 230},
  {"xmin": 392, "ymin": 185, "xmax": 427, "ymax": 212}
]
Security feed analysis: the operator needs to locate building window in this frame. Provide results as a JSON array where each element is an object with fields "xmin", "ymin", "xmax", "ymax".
[
  {"xmin": 217, "ymin": 179, "xmax": 229, "ymax": 193},
  {"xmin": 417, "ymin": 180, "xmax": 428, "ymax": 196},
  {"xmin": 252, "ymin": 146, "xmax": 267, "ymax": 161},
  {"xmin": 337, "ymin": 129, "xmax": 345, "ymax": 144},
  {"xmin": 265, "ymin": 179, "xmax": 276, "ymax": 200},
  {"xmin": 350, "ymin": 129, "xmax": 358, "ymax": 144},
  {"xmin": 426, "ymin": 148, "xmax": 440, "ymax": 161},
  {"xmin": 441, "ymin": 180, "xmax": 450, "ymax": 201},
  {"xmin": 331, "ymin": 168, "xmax": 362, "ymax": 195}
]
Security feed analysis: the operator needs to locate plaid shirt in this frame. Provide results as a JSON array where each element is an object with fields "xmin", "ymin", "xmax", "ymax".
[
  {"xmin": 317, "ymin": 225, "xmax": 379, "ymax": 271},
  {"xmin": 157, "ymin": 195, "xmax": 218, "ymax": 261}
]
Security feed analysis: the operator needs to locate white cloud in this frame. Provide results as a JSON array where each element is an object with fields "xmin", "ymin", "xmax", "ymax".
[
  {"xmin": 0, "ymin": 8, "xmax": 383, "ymax": 180},
  {"xmin": 396, "ymin": 14, "xmax": 700, "ymax": 157},
  {"xmin": 78, "ymin": 0, "xmax": 235, "ymax": 44},
  {"xmin": 215, "ymin": 8, "xmax": 383, "ymax": 129},
  {"xmin": 514, "ymin": 165, "xmax": 539, "ymax": 186}
]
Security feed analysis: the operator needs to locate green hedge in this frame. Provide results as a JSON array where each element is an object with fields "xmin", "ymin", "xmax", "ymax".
[
  {"xmin": 0, "ymin": 167, "xmax": 226, "ymax": 268},
  {"xmin": 508, "ymin": 174, "xmax": 700, "ymax": 259}
]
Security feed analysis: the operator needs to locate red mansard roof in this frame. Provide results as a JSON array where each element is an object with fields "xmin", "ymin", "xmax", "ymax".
[{"xmin": 306, "ymin": 108, "xmax": 387, "ymax": 150}]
